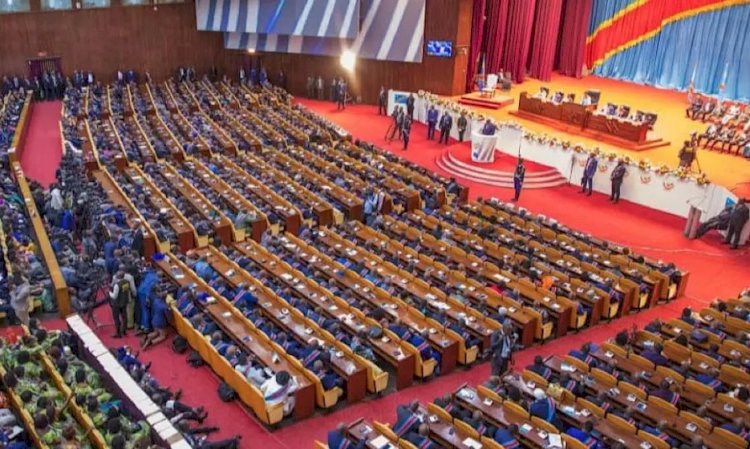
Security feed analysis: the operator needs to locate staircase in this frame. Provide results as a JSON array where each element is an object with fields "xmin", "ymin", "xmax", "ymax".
[{"xmin": 435, "ymin": 149, "xmax": 568, "ymax": 189}]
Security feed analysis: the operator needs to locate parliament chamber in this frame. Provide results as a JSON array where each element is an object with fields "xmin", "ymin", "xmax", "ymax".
[{"xmin": 1, "ymin": 0, "xmax": 749, "ymax": 448}]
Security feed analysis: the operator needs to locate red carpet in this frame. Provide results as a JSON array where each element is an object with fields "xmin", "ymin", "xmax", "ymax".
[
  {"xmin": 14, "ymin": 99, "xmax": 749, "ymax": 449},
  {"xmin": 21, "ymin": 101, "xmax": 63, "ymax": 188}
]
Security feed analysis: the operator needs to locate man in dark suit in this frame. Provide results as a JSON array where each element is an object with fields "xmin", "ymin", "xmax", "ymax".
[
  {"xmin": 378, "ymin": 87, "xmax": 387, "ymax": 115},
  {"xmin": 513, "ymin": 159, "xmax": 526, "ymax": 202},
  {"xmin": 457, "ymin": 113, "xmax": 468, "ymax": 142},
  {"xmin": 580, "ymin": 153, "xmax": 598, "ymax": 196},
  {"xmin": 406, "ymin": 93, "xmax": 415, "ymax": 119},
  {"xmin": 438, "ymin": 111, "xmax": 453, "ymax": 144},
  {"xmin": 725, "ymin": 198, "xmax": 749, "ymax": 249},
  {"xmin": 609, "ymin": 159, "xmax": 627, "ymax": 203},
  {"xmin": 426, "ymin": 106, "xmax": 438, "ymax": 140}
]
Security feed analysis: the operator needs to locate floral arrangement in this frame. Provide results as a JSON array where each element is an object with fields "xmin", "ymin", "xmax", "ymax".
[{"xmin": 415, "ymin": 90, "xmax": 711, "ymax": 185}]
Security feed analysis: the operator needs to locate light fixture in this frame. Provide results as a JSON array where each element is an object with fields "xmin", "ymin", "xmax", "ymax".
[
  {"xmin": 340, "ymin": 49, "xmax": 356, "ymax": 72},
  {"xmin": 247, "ymin": 48, "xmax": 256, "ymax": 54}
]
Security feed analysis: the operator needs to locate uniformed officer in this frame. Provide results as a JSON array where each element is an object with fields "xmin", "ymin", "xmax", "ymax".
[{"xmin": 438, "ymin": 111, "xmax": 453, "ymax": 144}]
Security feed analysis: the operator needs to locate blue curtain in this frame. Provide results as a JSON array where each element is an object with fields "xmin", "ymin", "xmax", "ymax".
[
  {"xmin": 588, "ymin": 0, "xmax": 636, "ymax": 35},
  {"xmin": 593, "ymin": 4, "xmax": 750, "ymax": 100}
]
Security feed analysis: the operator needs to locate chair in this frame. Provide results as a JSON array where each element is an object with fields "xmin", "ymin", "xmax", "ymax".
[
  {"xmin": 563, "ymin": 355, "xmax": 590, "ymax": 373},
  {"xmin": 647, "ymin": 395, "xmax": 677, "ymax": 416},
  {"xmin": 712, "ymin": 426, "xmax": 750, "ymax": 449},
  {"xmin": 721, "ymin": 364, "xmax": 750, "ymax": 387},
  {"xmin": 374, "ymin": 421, "xmax": 399, "ymax": 442},
  {"xmin": 590, "ymin": 368, "xmax": 617, "ymax": 387},
  {"xmin": 313, "ymin": 441, "xmax": 328, "ymax": 449},
  {"xmin": 427, "ymin": 403, "xmax": 453, "ymax": 423},
  {"xmin": 575, "ymin": 397, "xmax": 605, "ymax": 418},
  {"xmin": 398, "ymin": 440, "xmax": 418, "ymax": 449},
  {"xmin": 481, "ymin": 74, "xmax": 498, "ymax": 98},
  {"xmin": 601, "ymin": 342, "xmax": 627, "ymax": 358},
  {"xmin": 561, "ymin": 434, "xmax": 589, "ymax": 449},
  {"xmin": 684, "ymin": 379, "xmax": 716, "ymax": 399},
  {"xmin": 637, "ymin": 430, "xmax": 671, "ymax": 449},
  {"xmin": 618, "ymin": 381, "xmax": 647, "ymax": 401},
  {"xmin": 455, "ymin": 419, "xmax": 480, "ymax": 439},
  {"xmin": 531, "ymin": 416, "xmax": 558, "ymax": 434},
  {"xmin": 480, "ymin": 436, "xmax": 504, "ymax": 449},
  {"xmin": 477, "ymin": 385, "xmax": 503, "ymax": 404},
  {"xmin": 606, "ymin": 413, "xmax": 637, "ymax": 434},
  {"xmin": 678, "ymin": 410, "xmax": 711, "ymax": 432},
  {"xmin": 504, "ymin": 400, "xmax": 529, "ymax": 419},
  {"xmin": 521, "ymin": 369, "xmax": 549, "ymax": 389},
  {"xmin": 626, "ymin": 353, "xmax": 655, "ymax": 371},
  {"xmin": 655, "ymin": 365, "xmax": 685, "ymax": 384}
]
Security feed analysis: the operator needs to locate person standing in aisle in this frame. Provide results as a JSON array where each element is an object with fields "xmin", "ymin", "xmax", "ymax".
[
  {"xmin": 457, "ymin": 113, "xmax": 468, "ymax": 142},
  {"xmin": 378, "ymin": 87, "xmax": 387, "ymax": 115},
  {"xmin": 438, "ymin": 111, "xmax": 453, "ymax": 144},
  {"xmin": 609, "ymin": 159, "xmax": 627, "ymax": 204},
  {"xmin": 513, "ymin": 159, "xmax": 526, "ymax": 202},
  {"xmin": 426, "ymin": 106, "xmax": 438, "ymax": 140}
]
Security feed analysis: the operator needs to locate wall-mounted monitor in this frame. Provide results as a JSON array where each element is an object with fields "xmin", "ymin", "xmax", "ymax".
[{"xmin": 426, "ymin": 40, "xmax": 453, "ymax": 58}]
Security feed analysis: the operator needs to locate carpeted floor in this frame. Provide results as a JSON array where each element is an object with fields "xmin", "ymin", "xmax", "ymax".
[
  {"xmin": 12, "ymin": 96, "xmax": 749, "ymax": 449},
  {"xmin": 20, "ymin": 101, "xmax": 63, "ymax": 188}
]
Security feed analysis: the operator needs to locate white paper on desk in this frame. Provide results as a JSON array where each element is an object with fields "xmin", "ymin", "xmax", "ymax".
[
  {"xmin": 369, "ymin": 435, "xmax": 391, "ymax": 449},
  {"xmin": 547, "ymin": 433, "xmax": 563, "ymax": 448},
  {"xmin": 462, "ymin": 437, "xmax": 482, "ymax": 449}
]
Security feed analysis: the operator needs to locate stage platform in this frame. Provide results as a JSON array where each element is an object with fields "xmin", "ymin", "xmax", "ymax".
[
  {"xmin": 457, "ymin": 92, "xmax": 514, "ymax": 110},
  {"xmin": 450, "ymin": 73, "xmax": 750, "ymax": 197},
  {"xmin": 509, "ymin": 109, "xmax": 671, "ymax": 152},
  {"xmin": 435, "ymin": 146, "xmax": 567, "ymax": 189}
]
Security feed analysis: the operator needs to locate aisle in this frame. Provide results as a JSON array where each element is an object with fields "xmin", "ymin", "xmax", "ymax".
[{"xmin": 20, "ymin": 100, "xmax": 63, "ymax": 187}]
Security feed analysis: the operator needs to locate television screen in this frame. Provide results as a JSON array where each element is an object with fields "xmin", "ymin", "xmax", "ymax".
[{"xmin": 426, "ymin": 40, "xmax": 453, "ymax": 57}]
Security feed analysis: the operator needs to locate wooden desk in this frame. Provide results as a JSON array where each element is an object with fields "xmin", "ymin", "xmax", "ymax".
[
  {"xmin": 183, "ymin": 159, "xmax": 268, "ymax": 242},
  {"xmin": 315, "ymin": 229, "xmax": 460, "ymax": 373},
  {"xmin": 586, "ymin": 113, "xmax": 649, "ymax": 144},
  {"xmin": 154, "ymin": 254, "xmax": 316, "ymax": 419},
  {"xmin": 339, "ymin": 223, "xmax": 500, "ymax": 351},
  {"xmin": 152, "ymin": 163, "xmax": 233, "ymax": 245},
  {"xmin": 120, "ymin": 166, "xmax": 196, "ymax": 252},
  {"xmin": 347, "ymin": 419, "xmax": 398, "ymax": 449},
  {"xmin": 453, "ymin": 385, "xmax": 549, "ymax": 448},
  {"xmin": 213, "ymin": 155, "xmax": 299, "ymax": 236},
  {"xmin": 236, "ymin": 152, "xmax": 334, "ymax": 227},
  {"xmin": 91, "ymin": 168, "xmax": 158, "ymax": 258},
  {"xmin": 232, "ymin": 239, "xmax": 414, "ymax": 390},
  {"xmin": 517, "ymin": 92, "xmax": 649, "ymax": 144},
  {"xmin": 190, "ymin": 246, "xmax": 367, "ymax": 403}
]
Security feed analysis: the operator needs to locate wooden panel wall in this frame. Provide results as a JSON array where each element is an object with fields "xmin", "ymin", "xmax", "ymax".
[
  {"xmin": 260, "ymin": 0, "xmax": 474, "ymax": 104},
  {"xmin": 0, "ymin": 0, "xmax": 473, "ymax": 103},
  {"xmin": 0, "ymin": 2, "xmax": 242, "ymax": 81}
]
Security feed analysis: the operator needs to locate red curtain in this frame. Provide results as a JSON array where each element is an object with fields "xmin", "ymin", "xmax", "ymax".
[
  {"xmin": 465, "ymin": 0, "xmax": 487, "ymax": 91},
  {"xmin": 500, "ymin": 0, "xmax": 537, "ymax": 83},
  {"xmin": 527, "ymin": 0, "xmax": 564, "ymax": 81},
  {"xmin": 558, "ymin": 0, "xmax": 593, "ymax": 78},
  {"xmin": 485, "ymin": 0, "xmax": 510, "ymax": 74}
]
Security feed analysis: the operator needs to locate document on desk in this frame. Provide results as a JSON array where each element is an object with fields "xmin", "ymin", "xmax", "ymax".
[
  {"xmin": 547, "ymin": 433, "xmax": 563, "ymax": 448},
  {"xmin": 462, "ymin": 437, "xmax": 482, "ymax": 449},
  {"xmin": 369, "ymin": 435, "xmax": 391, "ymax": 449}
]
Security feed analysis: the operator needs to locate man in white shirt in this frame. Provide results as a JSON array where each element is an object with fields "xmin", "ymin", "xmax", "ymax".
[{"xmin": 260, "ymin": 370, "xmax": 299, "ymax": 416}]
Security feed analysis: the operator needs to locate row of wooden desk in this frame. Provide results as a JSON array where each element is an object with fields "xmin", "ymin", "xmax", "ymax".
[
  {"xmin": 154, "ymin": 252, "xmax": 317, "ymax": 422},
  {"xmin": 189, "ymin": 245, "xmax": 370, "ymax": 403},
  {"xmin": 517, "ymin": 93, "xmax": 650, "ymax": 144},
  {"xmin": 465, "ymin": 200, "xmax": 686, "ymax": 303},
  {"xmin": 231, "ymin": 238, "xmax": 415, "ymax": 389}
]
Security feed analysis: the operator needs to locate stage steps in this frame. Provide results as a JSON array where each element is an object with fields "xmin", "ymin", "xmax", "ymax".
[
  {"xmin": 457, "ymin": 94, "xmax": 514, "ymax": 111},
  {"xmin": 436, "ymin": 149, "xmax": 568, "ymax": 189}
]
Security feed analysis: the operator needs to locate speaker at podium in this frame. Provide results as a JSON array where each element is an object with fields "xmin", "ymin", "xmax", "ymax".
[{"xmin": 471, "ymin": 130, "xmax": 498, "ymax": 163}]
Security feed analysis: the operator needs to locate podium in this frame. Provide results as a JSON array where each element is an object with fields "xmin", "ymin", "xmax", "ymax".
[{"xmin": 471, "ymin": 131, "xmax": 498, "ymax": 163}]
